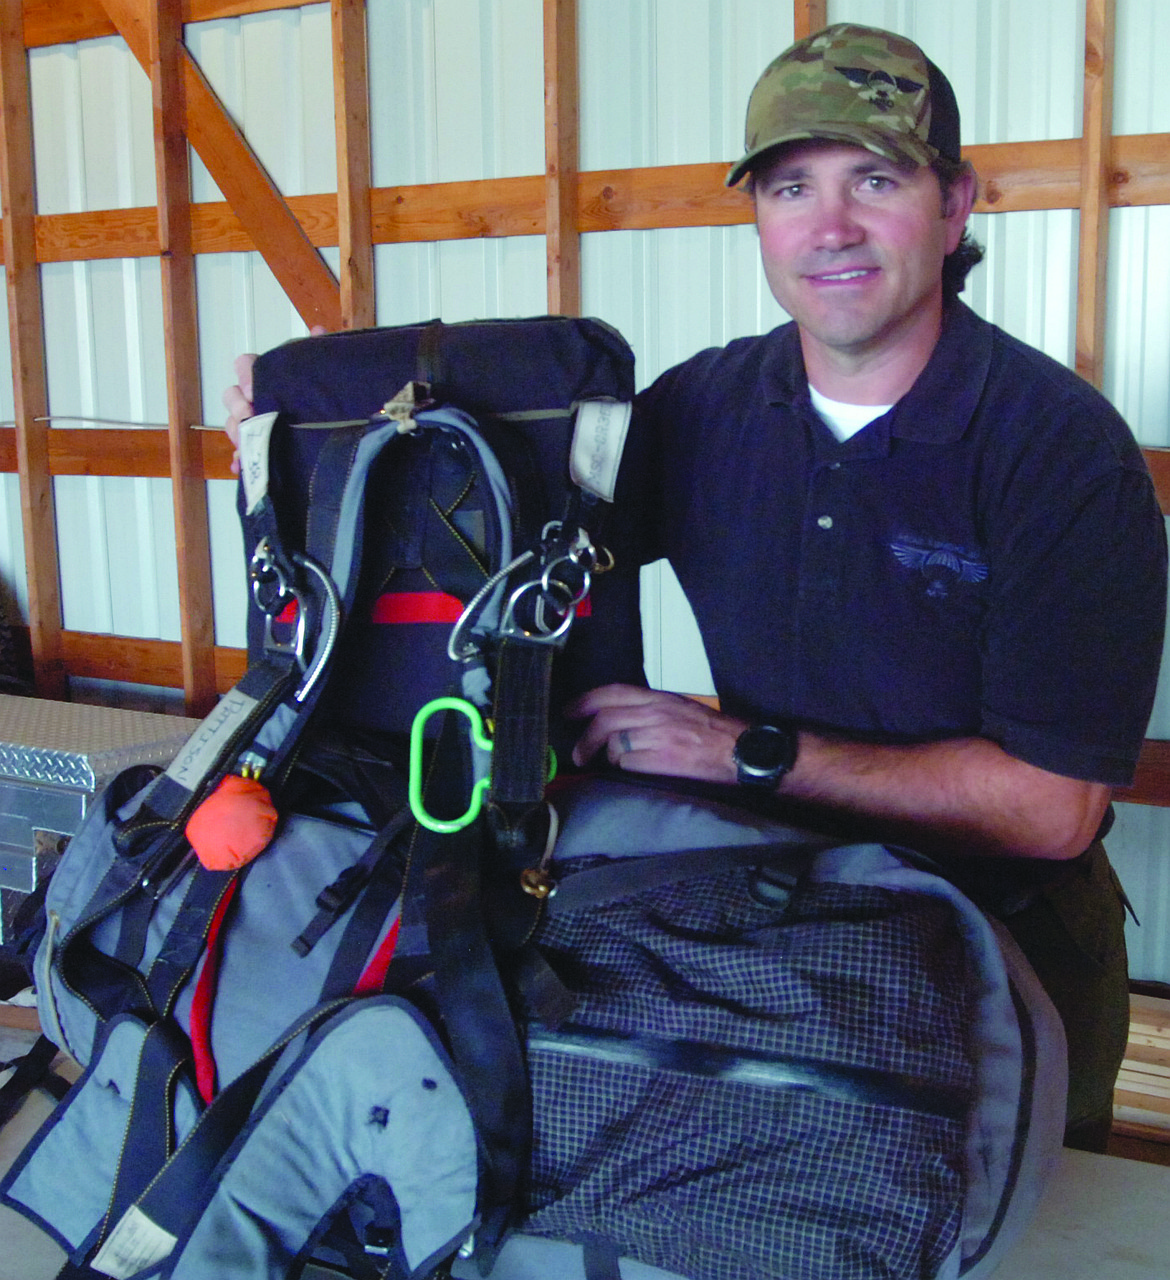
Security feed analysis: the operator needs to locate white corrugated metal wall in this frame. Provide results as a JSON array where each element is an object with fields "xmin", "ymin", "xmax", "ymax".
[{"xmin": 1, "ymin": 0, "xmax": 1169, "ymax": 974}]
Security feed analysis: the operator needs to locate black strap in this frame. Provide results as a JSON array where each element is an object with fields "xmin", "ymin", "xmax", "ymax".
[
  {"xmin": 0, "ymin": 1035, "xmax": 69, "ymax": 1128},
  {"xmin": 546, "ymin": 839, "xmax": 831, "ymax": 915},
  {"xmin": 103, "ymin": 1018, "xmax": 197, "ymax": 1233},
  {"xmin": 144, "ymin": 866, "xmax": 238, "ymax": 1018},
  {"xmin": 293, "ymin": 806, "xmax": 412, "ymax": 962},
  {"xmin": 489, "ymin": 636, "xmax": 555, "ymax": 825},
  {"xmin": 398, "ymin": 708, "xmax": 530, "ymax": 1228},
  {"xmin": 569, "ymin": 1234, "xmax": 622, "ymax": 1280}
]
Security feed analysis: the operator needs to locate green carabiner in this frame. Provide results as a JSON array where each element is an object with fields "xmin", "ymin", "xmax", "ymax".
[{"xmin": 408, "ymin": 697, "xmax": 494, "ymax": 833}]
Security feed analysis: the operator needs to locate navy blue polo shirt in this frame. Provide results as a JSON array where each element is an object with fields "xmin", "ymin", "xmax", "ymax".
[{"xmin": 624, "ymin": 303, "xmax": 1166, "ymax": 787}]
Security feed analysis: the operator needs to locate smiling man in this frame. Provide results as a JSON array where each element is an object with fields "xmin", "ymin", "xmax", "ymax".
[{"xmin": 568, "ymin": 24, "xmax": 1168, "ymax": 1151}]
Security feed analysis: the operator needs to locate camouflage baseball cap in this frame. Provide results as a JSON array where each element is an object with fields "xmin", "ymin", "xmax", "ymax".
[{"xmin": 727, "ymin": 24, "xmax": 961, "ymax": 187}]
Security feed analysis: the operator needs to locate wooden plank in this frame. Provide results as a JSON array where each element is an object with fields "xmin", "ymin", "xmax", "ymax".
[
  {"xmin": 1075, "ymin": 0, "xmax": 1116, "ymax": 387},
  {"xmin": 150, "ymin": 0, "xmax": 217, "ymax": 717},
  {"xmin": 0, "ymin": 2, "xmax": 65, "ymax": 701},
  {"xmin": 793, "ymin": 1, "xmax": 828, "ymax": 43},
  {"xmin": 0, "ymin": 425, "xmax": 245, "ymax": 480},
  {"xmin": 544, "ymin": 0, "xmax": 581, "ymax": 315},
  {"xmin": 61, "ymin": 629, "xmax": 246, "ymax": 693},
  {"xmin": 1111, "ymin": 132, "xmax": 1170, "ymax": 208},
  {"xmin": 1142, "ymin": 447, "xmax": 1170, "ymax": 515},
  {"xmin": 1115, "ymin": 740, "xmax": 1170, "ymax": 808},
  {"xmin": 12, "ymin": 134, "xmax": 1170, "ymax": 269},
  {"xmin": 99, "ymin": 0, "xmax": 342, "ymax": 331},
  {"xmin": 371, "ymin": 175, "xmax": 545, "ymax": 243},
  {"xmin": 23, "ymin": 1, "xmax": 316, "ymax": 50},
  {"xmin": 0, "ymin": 1003, "xmax": 39, "ymax": 1031},
  {"xmin": 332, "ymin": 0, "xmax": 375, "ymax": 330}
]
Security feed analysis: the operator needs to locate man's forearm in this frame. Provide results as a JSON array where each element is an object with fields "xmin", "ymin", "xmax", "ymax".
[{"xmin": 781, "ymin": 731, "xmax": 1111, "ymax": 861}]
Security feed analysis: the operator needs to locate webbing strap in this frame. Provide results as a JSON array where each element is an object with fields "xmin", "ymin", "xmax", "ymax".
[
  {"xmin": 546, "ymin": 840, "xmax": 833, "ymax": 915},
  {"xmin": 0, "ymin": 1035, "xmax": 68, "ymax": 1128},
  {"xmin": 102, "ymin": 1018, "xmax": 198, "ymax": 1237},
  {"xmin": 397, "ymin": 708, "xmax": 530, "ymax": 1226},
  {"xmin": 144, "ymin": 867, "xmax": 238, "ymax": 1019},
  {"xmin": 573, "ymin": 1234, "xmax": 623, "ymax": 1280},
  {"xmin": 489, "ymin": 636, "xmax": 554, "ymax": 816}
]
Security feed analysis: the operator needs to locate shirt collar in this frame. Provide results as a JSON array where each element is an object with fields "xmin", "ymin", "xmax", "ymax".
[{"xmin": 761, "ymin": 301, "xmax": 993, "ymax": 445}]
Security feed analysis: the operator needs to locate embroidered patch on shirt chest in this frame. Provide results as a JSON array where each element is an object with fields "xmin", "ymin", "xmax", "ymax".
[{"xmin": 890, "ymin": 536, "xmax": 989, "ymax": 599}]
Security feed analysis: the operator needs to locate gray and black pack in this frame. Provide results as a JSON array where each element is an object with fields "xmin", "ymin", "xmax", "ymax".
[{"xmin": 0, "ymin": 320, "xmax": 1065, "ymax": 1280}]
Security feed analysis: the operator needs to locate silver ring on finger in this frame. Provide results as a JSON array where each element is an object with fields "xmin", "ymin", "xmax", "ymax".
[{"xmin": 618, "ymin": 729, "xmax": 633, "ymax": 756}]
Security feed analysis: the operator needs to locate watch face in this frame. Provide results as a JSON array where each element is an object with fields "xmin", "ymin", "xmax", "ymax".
[{"xmin": 735, "ymin": 724, "xmax": 797, "ymax": 785}]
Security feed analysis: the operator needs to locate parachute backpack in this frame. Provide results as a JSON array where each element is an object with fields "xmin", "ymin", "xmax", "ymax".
[
  {"xmin": 1, "ymin": 317, "xmax": 1067, "ymax": 1280},
  {"xmin": 1, "ymin": 316, "xmax": 641, "ymax": 1279}
]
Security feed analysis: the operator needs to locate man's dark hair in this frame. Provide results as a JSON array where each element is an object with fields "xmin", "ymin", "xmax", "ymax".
[{"xmin": 933, "ymin": 156, "xmax": 984, "ymax": 299}]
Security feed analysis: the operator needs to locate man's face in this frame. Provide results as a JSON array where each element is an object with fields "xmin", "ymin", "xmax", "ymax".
[{"xmin": 752, "ymin": 141, "xmax": 973, "ymax": 370}]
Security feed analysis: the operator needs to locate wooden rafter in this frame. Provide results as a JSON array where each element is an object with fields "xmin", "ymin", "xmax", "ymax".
[
  {"xmin": 22, "ymin": 0, "xmax": 315, "ymax": 49},
  {"xmin": 1075, "ymin": 0, "xmax": 1116, "ymax": 388},
  {"xmin": 149, "ymin": 0, "xmax": 216, "ymax": 716},
  {"xmin": 544, "ymin": 0, "xmax": 580, "ymax": 315},
  {"xmin": 332, "ymin": 0, "xmax": 375, "ymax": 329},
  {"xmin": 794, "ymin": 1, "xmax": 828, "ymax": 43},
  {"xmin": 99, "ymin": 0, "xmax": 342, "ymax": 331},
  {"xmin": 13, "ymin": 131, "xmax": 1170, "ymax": 271},
  {"xmin": 0, "ymin": 0, "xmax": 64, "ymax": 699}
]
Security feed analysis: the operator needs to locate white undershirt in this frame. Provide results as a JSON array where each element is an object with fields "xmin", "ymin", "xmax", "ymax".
[{"xmin": 809, "ymin": 386, "xmax": 893, "ymax": 443}]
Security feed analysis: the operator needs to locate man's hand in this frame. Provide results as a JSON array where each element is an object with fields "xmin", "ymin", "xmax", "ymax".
[
  {"xmin": 222, "ymin": 352, "xmax": 258, "ymax": 474},
  {"xmin": 567, "ymin": 684, "xmax": 747, "ymax": 784},
  {"xmin": 222, "ymin": 326, "xmax": 327, "ymax": 473}
]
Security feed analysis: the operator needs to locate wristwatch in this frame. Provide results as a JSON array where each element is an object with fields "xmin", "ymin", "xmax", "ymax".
[{"xmin": 733, "ymin": 723, "xmax": 799, "ymax": 789}]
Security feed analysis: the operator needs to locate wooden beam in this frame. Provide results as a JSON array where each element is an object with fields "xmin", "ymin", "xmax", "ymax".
[
  {"xmin": 9, "ymin": 135, "xmax": 1170, "ymax": 268},
  {"xmin": 1115, "ymin": 740, "xmax": 1170, "ymax": 808},
  {"xmin": 0, "ymin": 0, "xmax": 65, "ymax": 700},
  {"xmin": 149, "ymin": 0, "xmax": 217, "ymax": 717},
  {"xmin": 544, "ymin": 0, "xmax": 581, "ymax": 315},
  {"xmin": 793, "ymin": 1, "xmax": 828, "ymax": 43},
  {"xmin": 1075, "ymin": 0, "xmax": 1116, "ymax": 387},
  {"xmin": 61, "ymin": 627, "xmax": 246, "ymax": 693},
  {"xmin": 23, "ymin": 1, "xmax": 317, "ymax": 50},
  {"xmin": 1142, "ymin": 446, "xmax": 1170, "ymax": 516},
  {"xmin": 332, "ymin": 0, "xmax": 375, "ymax": 329},
  {"xmin": 99, "ymin": 0, "xmax": 342, "ymax": 331}
]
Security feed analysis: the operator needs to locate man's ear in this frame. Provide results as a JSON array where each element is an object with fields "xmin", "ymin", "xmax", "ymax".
[{"xmin": 943, "ymin": 166, "xmax": 978, "ymax": 250}]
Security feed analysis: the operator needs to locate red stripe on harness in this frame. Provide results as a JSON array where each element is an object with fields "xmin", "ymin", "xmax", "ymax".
[
  {"xmin": 190, "ymin": 876, "xmax": 241, "ymax": 1104},
  {"xmin": 370, "ymin": 592, "xmax": 466, "ymax": 624},
  {"xmin": 354, "ymin": 915, "xmax": 401, "ymax": 994}
]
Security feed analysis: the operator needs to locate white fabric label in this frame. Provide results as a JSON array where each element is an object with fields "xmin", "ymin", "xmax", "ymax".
[
  {"xmin": 238, "ymin": 410, "xmax": 278, "ymax": 514},
  {"xmin": 569, "ymin": 400, "xmax": 632, "ymax": 504},
  {"xmin": 164, "ymin": 689, "xmax": 260, "ymax": 790},
  {"xmin": 91, "ymin": 1205, "xmax": 177, "ymax": 1279}
]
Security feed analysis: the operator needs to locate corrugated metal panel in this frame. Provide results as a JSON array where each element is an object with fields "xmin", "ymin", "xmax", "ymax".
[
  {"xmin": 369, "ymin": 0, "xmax": 543, "ymax": 186},
  {"xmin": 579, "ymin": 0, "xmax": 795, "ymax": 171},
  {"xmin": 1115, "ymin": 0, "xmax": 1170, "ymax": 135}
]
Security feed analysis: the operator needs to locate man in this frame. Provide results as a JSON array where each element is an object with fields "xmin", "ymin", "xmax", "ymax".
[
  {"xmin": 563, "ymin": 24, "xmax": 1168, "ymax": 1153},
  {"xmin": 226, "ymin": 26, "xmax": 1166, "ymax": 1151}
]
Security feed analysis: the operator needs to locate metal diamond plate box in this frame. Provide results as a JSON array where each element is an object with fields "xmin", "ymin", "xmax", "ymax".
[{"xmin": 0, "ymin": 696, "xmax": 198, "ymax": 942}]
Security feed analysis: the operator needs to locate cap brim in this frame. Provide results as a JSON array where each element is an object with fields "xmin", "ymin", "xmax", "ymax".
[{"xmin": 725, "ymin": 126, "xmax": 937, "ymax": 187}]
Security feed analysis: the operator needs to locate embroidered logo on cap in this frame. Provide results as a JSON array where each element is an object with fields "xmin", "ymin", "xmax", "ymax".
[{"xmin": 836, "ymin": 66, "xmax": 924, "ymax": 112}]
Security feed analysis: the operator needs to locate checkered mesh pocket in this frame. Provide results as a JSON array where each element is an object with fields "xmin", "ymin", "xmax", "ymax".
[{"xmin": 523, "ymin": 859, "xmax": 972, "ymax": 1280}]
